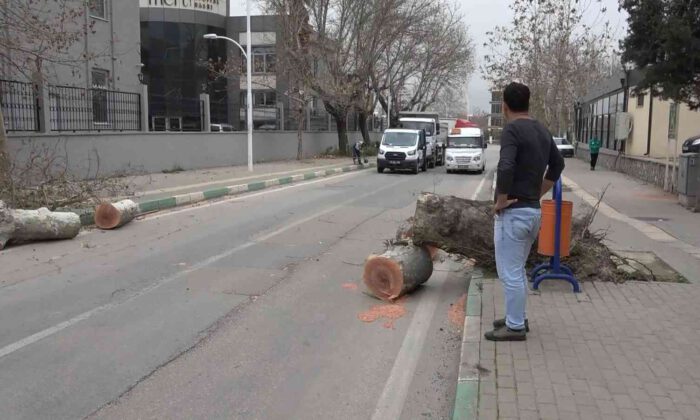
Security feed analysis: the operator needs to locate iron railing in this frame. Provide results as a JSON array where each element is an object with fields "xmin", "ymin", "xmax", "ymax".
[
  {"xmin": 48, "ymin": 85, "xmax": 141, "ymax": 132},
  {"xmin": 0, "ymin": 79, "xmax": 39, "ymax": 132}
]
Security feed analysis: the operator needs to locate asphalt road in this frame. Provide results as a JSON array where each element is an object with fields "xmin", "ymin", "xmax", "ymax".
[{"xmin": 0, "ymin": 147, "xmax": 499, "ymax": 420}]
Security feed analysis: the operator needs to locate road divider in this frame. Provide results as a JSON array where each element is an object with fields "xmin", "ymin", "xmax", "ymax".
[{"xmin": 68, "ymin": 163, "xmax": 375, "ymax": 226}]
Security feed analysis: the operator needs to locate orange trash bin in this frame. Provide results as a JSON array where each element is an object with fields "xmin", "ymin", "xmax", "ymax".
[{"xmin": 538, "ymin": 199, "xmax": 573, "ymax": 257}]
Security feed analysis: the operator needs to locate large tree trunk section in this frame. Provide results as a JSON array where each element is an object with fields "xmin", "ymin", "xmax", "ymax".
[
  {"xmin": 333, "ymin": 114, "xmax": 349, "ymax": 154},
  {"xmin": 363, "ymin": 243, "xmax": 434, "ymax": 301},
  {"xmin": 0, "ymin": 201, "xmax": 81, "ymax": 249},
  {"xmin": 95, "ymin": 199, "xmax": 138, "ymax": 230},
  {"xmin": 410, "ymin": 193, "xmax": 497, "ymax": 269},
  {"xmin": 358, "ymin": 111, "xmax": 371, "ymax": 144}
]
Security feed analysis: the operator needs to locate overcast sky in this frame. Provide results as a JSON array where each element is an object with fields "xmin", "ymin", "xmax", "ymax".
[
  {"xmin": 233, "ymin": 0, "xmax": 629, "ymax": 114},
  {"xmin": 458, "ymin": 0, "xmax": 629, "ymax": 113}
]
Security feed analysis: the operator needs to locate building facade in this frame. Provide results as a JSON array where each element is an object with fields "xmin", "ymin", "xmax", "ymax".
[
  {"xmin": 488, "ymin": 89, "xmax": 504, "ymax": 142},
  {"xmin": 575, "ymin": 70, "xmax": 700, "ymax": 159},
  {"xmin": 1, "ymin": 0, "xmax": 143, "ymax": 133},
  {"xmin": 140, "ymin": 0, "xmax": 229, "ymax": 131}
]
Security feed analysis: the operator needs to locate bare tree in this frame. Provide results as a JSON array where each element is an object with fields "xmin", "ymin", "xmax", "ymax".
[
  {"xmin": 482, "ymin": 0, "xmax": 614, "ymax": 136},
  {"xmin": 371, "ymin": 1, "xmax": 474, "ymax": 125}
]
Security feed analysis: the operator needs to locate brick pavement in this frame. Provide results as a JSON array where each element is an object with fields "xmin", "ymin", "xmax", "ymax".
[{"xmin": 475, "ymin": 278, "xmax": 700, "ymax": 420}]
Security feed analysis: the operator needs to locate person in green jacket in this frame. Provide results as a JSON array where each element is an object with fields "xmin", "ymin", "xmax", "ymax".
[{"xmin": 589, "ymin": 137, "xmax": 601, "ymax": 170}]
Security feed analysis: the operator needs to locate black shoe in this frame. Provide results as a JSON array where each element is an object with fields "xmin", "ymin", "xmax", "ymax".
[
  {"xmin": 493, "ymin": 318, "xmax": 529, "ymax": 332},
  {"xmin": 484, "ymin": 326, "xmax": 526, "ymax": 341}
]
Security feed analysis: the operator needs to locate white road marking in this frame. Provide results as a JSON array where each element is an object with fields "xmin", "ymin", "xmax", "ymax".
[
  {"xmin": 371, "ymin": 269, "xmax": 448, "ymax": 420},
  {"xmin": 0, "ymin": 176, "xmax": 405, "ymax": 360},
  {"xmin": 470, "ymin": 170, "xmax": 492, "ymax": 201}
]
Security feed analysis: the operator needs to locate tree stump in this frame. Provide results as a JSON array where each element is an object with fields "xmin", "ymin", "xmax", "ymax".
[
  {"xmin": 411, "ymin": 192, "xmax": 496, "ymax": 268},
  {"xmin": 0, "ymin": 201, "xmax": 81, "ymax": 249},
  {"xmin": 363, "ymin": 243, "xmax": 434, "ymax": 301},
  {"xmin": 95, "ymin": 199, "xmax": 138, "ymax": 230}
]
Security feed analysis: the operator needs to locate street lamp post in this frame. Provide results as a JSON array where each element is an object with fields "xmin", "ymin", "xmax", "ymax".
[{"xmin": 204, "ymin": 27, "xmax": 254, "ymax": 172}]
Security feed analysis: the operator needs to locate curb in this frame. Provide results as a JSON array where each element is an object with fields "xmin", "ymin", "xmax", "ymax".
[
  {"xmin": 72, "ymin": 162, "xmax": 375, "ymax": 226},
  {"xmin": 453, "ymin": 269, "xmax": 485, "ymax": 420}
]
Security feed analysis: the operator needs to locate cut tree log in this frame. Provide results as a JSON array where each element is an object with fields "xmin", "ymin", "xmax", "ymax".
[
  {"xmin": 363, "ymin": 243, "xmax": 434, "ymax": 301},
  {"xmin": 410, "ymin": 192, "xmax": 496, "ymax": 268},
  {"xmin": 95, "ymin": 199, "xmax": 138, "ymax": 230},
  {"xmin": 0, "ymin": 200, "xmax": 81, "ymax": 250}
]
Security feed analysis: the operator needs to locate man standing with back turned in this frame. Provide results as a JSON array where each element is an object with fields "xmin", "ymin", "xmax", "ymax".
[{"xmin": 485, "ymin": 82, "xmax": 565, "ymax": 341}]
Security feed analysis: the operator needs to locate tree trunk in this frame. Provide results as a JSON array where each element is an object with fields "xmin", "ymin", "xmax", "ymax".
[
  {"xmin": 95, "ymin": 199, "xmax": 138, "ymax": 230},
  {"xmin": 333, "ymin": 113, "xmax": 349, "ymax": 154},
  {"xmin": 363, "ymin": 243, "xmax": 434, "ymax": 301},
  {"xmin": 410, "ymin": 192, "xmax": 497, "ymax": 269},
  {"xmin": 0, "ymin": 201, "xmax": 81, "ymax": 249},
  {"xmin": 296, "ymin": 106, "xmax": 304, "ymax": 160},
  {"xmin": 358, "ymin": 111, "xmax": 371, "ymax": 144}
]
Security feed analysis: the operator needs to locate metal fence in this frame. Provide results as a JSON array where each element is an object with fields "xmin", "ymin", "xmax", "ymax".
[
  {"xmin": 0, "ymin": 79, "xmax": 39, "ymax": 132},
  {"xmin": 48, "ymin": 85, "xmax": 141, "ymax": 132}
]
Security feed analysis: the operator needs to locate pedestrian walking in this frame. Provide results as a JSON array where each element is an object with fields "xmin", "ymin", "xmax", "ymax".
[
  {"xmin": 352, "ymin": 139, "xmax": 363, "ymax": 165},
  {"xmin": 589, "ymin": 136, "xmax": 601, "ymax": 170},
  {"xmin": 486, "ymin": 82, "xmax": 565, "ymax": 341}
]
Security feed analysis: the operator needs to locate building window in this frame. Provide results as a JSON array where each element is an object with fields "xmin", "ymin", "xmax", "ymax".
[
  {"xmin": 636, "ymin": 93, "xmax": 645, "ymax": 108},
  {"xmin": 91, "ymin": 68, "xmax": 109, "ymax": 124},
  {"xmin": 248, "ymin": 48, "xmax": 276, "ymax": 74},
  {"xmin": 241, "ymin": 90, "xmax": 277, "ymax": 107},
  {"xmin": 89, "ymin": 0, "xmax": 108, "ymax": 20}
]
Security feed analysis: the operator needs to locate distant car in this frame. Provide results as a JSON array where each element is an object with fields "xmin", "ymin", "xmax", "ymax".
[
  {"xmin": 257, "ymin": 123, "xmax": 278, "ymax": 130},
  {"xmin": 682, "ymin": 134, "xmax": 700, "ymax": 153},
  {"xmin": 211, "ymin": 123, "xmax": 233, "ymax": 132},
  {"xmin": 554, "ymin": 137, "xmax": 574, "ymax": 158}
]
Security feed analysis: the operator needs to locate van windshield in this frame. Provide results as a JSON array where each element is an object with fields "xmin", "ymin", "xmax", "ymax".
[
  {"xmin": 448, "ymin": 136, "xmax": 482, "ymax": 148},
  {"xmin": 401, "ymin": 121, "xmax": 434, "ymax": 136},
  {"xmin": 382, "ymin": 132, "xmax": 418, "ymax": 147}
]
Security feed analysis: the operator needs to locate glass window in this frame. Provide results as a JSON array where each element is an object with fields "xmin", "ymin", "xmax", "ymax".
[
  {"xmin": 609, "ymin": 94, "xmax": 618, "ymax": 113},
  {"xmin": 251, "ymin": 47, "xmax": 276, "ymax": 74},
  {"xmin": 617, "ymin": 92, "xmax": 624, "ymax": 112},
  {"xmin": 91, "ymin": 68, "xmax": 109, "ymax": 124},
  {"xmin": 89, "ymin": 0, "xmax": 108, "ymax": 19}
]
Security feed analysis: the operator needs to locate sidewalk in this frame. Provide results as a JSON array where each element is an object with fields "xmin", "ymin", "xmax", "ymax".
[
  {"xmin": 71, "ymin": 157, "xmax": 374, "ymax": 225},
  {"xmin": 455, "ymin": 157, "xmax": 700, "ymax": 420},
  {"xmin": 121, "ymin": 158, "xmax": 363, "ymax": 202}
]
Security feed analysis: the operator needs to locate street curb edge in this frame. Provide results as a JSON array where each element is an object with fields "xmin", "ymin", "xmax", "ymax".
[
  {"xmin": 453, "ymin": 270, "xmax": 485, "ymax": 420},
  {"xmin": 72, "ymin": 163, "xmax": 375, "ymax": 226}
]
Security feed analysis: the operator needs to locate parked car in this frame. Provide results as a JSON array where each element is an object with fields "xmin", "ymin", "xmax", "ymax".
[
  {"xmin": 682, "ymin": 134, "xmax": 700, "ymax": 153},
  {"xmin": 211, "ymin": 123, "xmax": 233, "ymax": 132},
  {"xmin": 377, "ymin": 129, "xmax": 427, "ymax": 174},
  {"xmin": 554, "ymin": 137, "xmax": 574, "ymax": 157}
]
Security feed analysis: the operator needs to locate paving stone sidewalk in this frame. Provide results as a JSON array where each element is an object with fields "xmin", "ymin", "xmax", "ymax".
[{"xmin": 474, "ymin": 278, "xmax": 700, "ymax": 420}]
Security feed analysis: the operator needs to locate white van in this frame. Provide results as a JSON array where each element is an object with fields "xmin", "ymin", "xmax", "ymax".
[
  {"xmin": 445, "ymin": 127, "xmax": 487, "ymax": 174},
  {"xmin": 377, "ymin": 129, "xmax": 428, "ymax": 174}
]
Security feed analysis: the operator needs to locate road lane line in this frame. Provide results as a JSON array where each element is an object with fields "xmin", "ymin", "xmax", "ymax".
[
  {"xmin": 470, "ymin": 170, "xmax": 492, "ymax": 201},
  {"xmin": 370, "ymin": 270, "xmax": 448, "ymax": 420},
  {"xmin": 0, "ymin": 177, "xmax": 406, "ymax": 360}
]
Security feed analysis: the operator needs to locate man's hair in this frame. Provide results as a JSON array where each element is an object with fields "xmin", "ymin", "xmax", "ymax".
[{"xmin": 503, "ymin": 82, "xmax": 530, "ymax": 113}]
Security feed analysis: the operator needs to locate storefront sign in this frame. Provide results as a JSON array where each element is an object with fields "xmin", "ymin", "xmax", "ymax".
[{"xmin": 140, "ymin": 0, "xmax": 226, "ymax": 16}]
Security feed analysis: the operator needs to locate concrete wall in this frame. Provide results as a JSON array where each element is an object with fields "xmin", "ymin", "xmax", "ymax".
[
  {"xmin": 7, "ymin": 131, "xmax": 381, "ymax": 178},
  {"xmin": 577, "ymin": 143, "xmax": 676, "ymax": 189}
]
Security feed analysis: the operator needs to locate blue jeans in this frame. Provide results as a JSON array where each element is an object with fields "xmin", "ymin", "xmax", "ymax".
[{"xmin": 494, "ymin": 207, "xmax": 542, "ymax": 330}]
